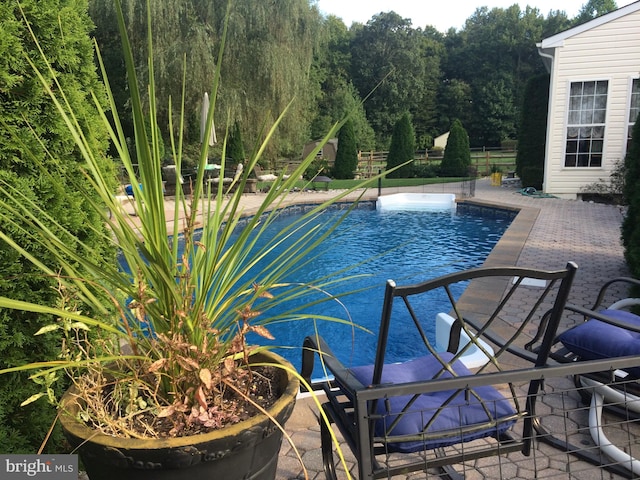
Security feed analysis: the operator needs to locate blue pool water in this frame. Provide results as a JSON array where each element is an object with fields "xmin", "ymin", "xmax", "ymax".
[
  {"xmin": 121, "ymin": 202, "xmax": 513, "ymax": 374},
  {"xmin": 234, "ymin": 203, "xmax": 513, "ymax": 372}
]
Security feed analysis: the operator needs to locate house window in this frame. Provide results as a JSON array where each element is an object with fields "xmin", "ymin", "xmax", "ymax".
[
  {"xmin": 628, "ymin": 78, "xmax": 640, "ymax": 152},
  {"xmin": 565, "ymin": 80, "xmax": 608, "ymax": 167}
]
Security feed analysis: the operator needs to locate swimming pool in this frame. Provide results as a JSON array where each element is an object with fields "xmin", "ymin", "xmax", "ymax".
[
  {"xmin": 235, "ymin": 202, "xmax": 514, "ymax": 372},
  {"xmin": 119, "ymin": 200, "xmax": 514, "ymax": 374}
]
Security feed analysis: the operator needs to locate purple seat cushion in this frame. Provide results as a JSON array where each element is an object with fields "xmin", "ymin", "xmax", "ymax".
[
  {"xmin": 559, "ymin": 309, "xmax": 640, "ymax": 378},
  {"xmin": 349, "ymin": 353, "xmax": 517, "ymax": 453}
]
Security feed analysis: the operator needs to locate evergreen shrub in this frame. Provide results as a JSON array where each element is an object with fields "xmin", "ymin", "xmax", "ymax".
[
  {"xmin": 0, "ymin": 0, "xmax": 115, "ymax": 452},
  {"xmin": 228, "ymin": 122, "xmax": 246, "ymax": 164},
  {"xmin": 622, "ymin": 113, "xmax": 640, "ymax": 279},
  {"xmin": 516, "ymin": 74, "xmax": 549, "ymax": 190},
  {"xmin": 386, "ymin": 112, "xmax": 415, "ymax": 178},
  {"xmin": 440, "ymin": 119, "xmax": 471, "ymax": 177},
  {"xmin": 333, "ymin": 119, "xmax": 358, "ymax": 179}
]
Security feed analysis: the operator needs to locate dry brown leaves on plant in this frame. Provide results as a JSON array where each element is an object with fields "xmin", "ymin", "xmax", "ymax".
[{"xmin": 76, "ymin": 363, "xmax": 283, "ymax": 438}]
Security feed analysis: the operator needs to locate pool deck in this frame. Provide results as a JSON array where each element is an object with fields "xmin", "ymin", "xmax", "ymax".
[
  {"xmin": 273, "ymin": 179, "xmax": 631, "ymax": 480},
  {"xmin": 123, "ymin": 178, "xmax": 632, "ymax": 479}
]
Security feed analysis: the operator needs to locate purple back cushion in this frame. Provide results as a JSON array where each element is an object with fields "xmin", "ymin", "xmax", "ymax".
[
  {"xmin": 559, "ymin": 309, "xmax": 640, "ymax": 378},
  {"xmin": 349, "ymin": 353, "xmax": 516, "ymax": 452}
]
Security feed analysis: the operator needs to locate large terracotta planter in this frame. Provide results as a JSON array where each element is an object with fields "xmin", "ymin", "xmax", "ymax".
[{"xmin": 60, "ymin": 351, "xmax": 299, "ymax": 480}]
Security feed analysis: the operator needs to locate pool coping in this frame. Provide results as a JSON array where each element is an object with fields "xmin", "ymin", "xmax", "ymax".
[
  {"xmin": 456, "ymin": 199, "xmax": 539, "ymax": 317},
  {"xmin": 461, "ymin": 198, "xmax": 538, "ymax": 268}
]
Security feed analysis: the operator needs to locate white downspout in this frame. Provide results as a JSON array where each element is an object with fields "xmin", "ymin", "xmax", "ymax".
[{"xmin": 537, "ymin": 46, "xmax": 555, "ymax": 194}]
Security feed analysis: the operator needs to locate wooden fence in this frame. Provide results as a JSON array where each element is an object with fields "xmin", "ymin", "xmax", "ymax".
[{"xmin": 356, "ymin": 148, "xmax": 516, "ymax": 179}]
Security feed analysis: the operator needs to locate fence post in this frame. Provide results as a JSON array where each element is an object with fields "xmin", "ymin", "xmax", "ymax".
[{"xmin": 486, "ymin": 150, "xmax": 490, "ymax": 176}]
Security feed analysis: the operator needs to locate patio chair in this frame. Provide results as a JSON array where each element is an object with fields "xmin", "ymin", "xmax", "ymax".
[
  {"xmin": 545, "ymin": 277, "xmax": 640, "ymax": 477},
  {"xmin": 208, "ymin": 163, "xmax": 256, "ymax": 193},
  {"xmin": 301, "ymin": 262, "xmax": 578, "ymax": 480},
  {"xmin": 161, "ymin": 164, "xmax": 183, "ymax": 196},
  {"xmin": 253, "ymin": 164, "xmax": 278, "ymax": 182}
]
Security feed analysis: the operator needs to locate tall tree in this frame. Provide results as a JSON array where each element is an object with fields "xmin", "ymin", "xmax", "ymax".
[
  {"xmin": 349, "ymin": 12, "xmax": 440, "ymax": 148},
  {"xmin": 440, "ymin": 119, "xmax": 471, "ymax": 177},
  {"xmin": 314, "ymin": 82, "xmax": 376, "ymax": 151},
  {"xmin": 309, "ymin": 15, "xmax": 352, "ymax": 139},
  {"xmin": 0, "ymin": 0, "xmax": 115, "ymax": 452},
  {"xmin": 227, "ymin": 122, "xmax": 246, "ymax": 164},
  {"xmin": 542, "ymin": 10, "xmax": 572, "ymax": 37},
  {"xmin": 218, "ymin": 0, "xmax": 323, "ymax": 159},
  {"xmin": 516, "ymin": 74, "xmax": 550, "ymax": 189},
  {"xmin": 386, "ymin": 112, "xmax": 415, "ymax": 178},
  {"xmin": 412, "ymin": 27, "xmax": 445, "ymax": 148},
  {"xmin": 436, "ymin": 79, "xmax": 473, "ymax": 138},
  {"xmin": 574, "ymin": 0, "xmax": 618, "ymax": 25},
  {"xmin": 310, "ymin": 15, "xmax": 375, "ymax": 150},
  {"xmin": 475, "ymin": 76, "xmax": 518, "ymax": 146},
  {"xmin": 333, "ymin": 119, "xmax": 358, "ymax": 179},
  {"xmin": 90, "ymin": 0, "xmax": 324, "ymax": 162},
  {"xmin": 622, "ymin": 112, "xmax": 640, "ymax": 278},
  {"xmin": 441, "ymin": 6, "xmax": 549, "ymax": 146},
  {"xmin": 89, "ymin": 0, "xmax": 219, "ymax": 148}
]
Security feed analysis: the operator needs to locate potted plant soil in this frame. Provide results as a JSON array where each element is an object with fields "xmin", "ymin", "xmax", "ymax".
[{"xmin": 0, "ymin": 1, "xmax": 375, "ymax": 478}]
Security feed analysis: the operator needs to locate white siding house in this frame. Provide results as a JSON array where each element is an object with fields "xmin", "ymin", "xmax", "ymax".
[
  {"xmin": 433, "ymin": 131, "xmax": 450, "ymax": 149},
  {"xmin": 537, "ymin": 2, "xmax": 640, "ymax": 198}
]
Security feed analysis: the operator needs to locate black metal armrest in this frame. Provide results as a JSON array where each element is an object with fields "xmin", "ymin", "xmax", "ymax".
[
  {"xmin": 590, "ymin": 277, "xmax": 640, "ymax": 310},
  {"xmin": 301, "ymin": 335, "xmax": 367, "ymax": 394}
]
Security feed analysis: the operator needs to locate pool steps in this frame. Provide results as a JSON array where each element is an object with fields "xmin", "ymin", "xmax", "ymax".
[{"xmin": 376, "ymin": 193, "xmax": 457, "ymax": 211}]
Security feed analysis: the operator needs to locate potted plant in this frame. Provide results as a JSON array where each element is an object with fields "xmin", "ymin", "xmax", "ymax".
[{"xmin": 0, "ymin": 1, "xmax": 373, "ymax": 478}]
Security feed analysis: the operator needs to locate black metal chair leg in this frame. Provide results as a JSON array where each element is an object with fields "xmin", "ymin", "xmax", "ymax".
[{"xmin": 434, "ymin": 449, "xmax": 465, "ymax": 480}]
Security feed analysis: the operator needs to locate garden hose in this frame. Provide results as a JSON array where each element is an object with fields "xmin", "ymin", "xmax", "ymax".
[{"xmin": 519, "ymin": 187, "xmax": 558, "ymax": 198}]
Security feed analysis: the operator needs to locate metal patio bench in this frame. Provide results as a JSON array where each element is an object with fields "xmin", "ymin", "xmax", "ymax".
[
  {"xmin": 301, "ymin": 262, "xmax": 578, "ymax": 479},
  {"xmin": 544, "ymin": 276, "xmax": 640, "ymax": 478}
]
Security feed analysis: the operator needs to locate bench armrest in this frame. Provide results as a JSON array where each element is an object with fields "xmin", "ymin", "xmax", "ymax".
[{"xmin": 301, "ymin": 335, "xmax": 367, "ymax": 394}]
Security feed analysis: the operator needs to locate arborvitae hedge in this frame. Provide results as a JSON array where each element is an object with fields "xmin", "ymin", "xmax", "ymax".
[
  {"xmin": 333, "ymin": 119, "xmax": 358, "ymax": 179},
  {"xmin": 516, "ymin": 74, "xmax": 549, "ymax": 190},
  {"xmin": 0, "ymin": 0, "xmax": 115, "ymax": 453},
  {"xmin": 622, "ymin": 113, "xmax": 640, "ymax": 278},
  {"xmin": 386, "ymin": 112, "xmax": 415, "ymax": 178},
  {"xmin": 440, "ymin": 119, "xmax": 471, "ymax": 177},
  {"xmin": 228, "ymin": 121, "xmax": 246, "ymax": 164}
]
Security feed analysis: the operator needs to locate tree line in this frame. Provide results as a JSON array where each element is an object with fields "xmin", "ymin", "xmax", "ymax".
[{"xmin": 87, "ymin": 0, "xmax": 620, "ymax": 166}]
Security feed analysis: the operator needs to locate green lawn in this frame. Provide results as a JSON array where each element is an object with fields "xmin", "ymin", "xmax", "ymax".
[
  {"xmin": 327, "ymin": 177, "xmax": 465, "ymax": 189},
  {"xmin": 257, "ymin": 176, "xmax": 467, "ymax": 191}
]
